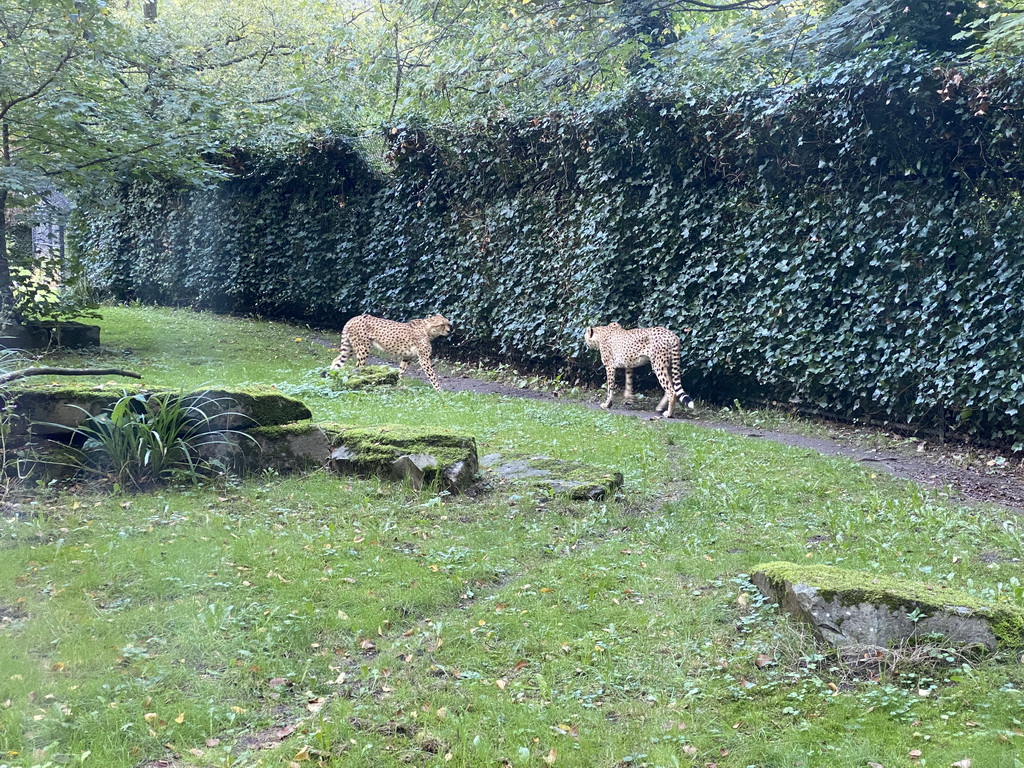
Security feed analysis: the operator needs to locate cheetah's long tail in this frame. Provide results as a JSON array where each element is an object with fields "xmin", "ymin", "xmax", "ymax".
[
  {"xmin": 670, "ymin": 341, "xmax": 695, "ymax": 410},
  {"xmin": 330, "ymin": 332, "xmax": 353, "ymax": 370}
]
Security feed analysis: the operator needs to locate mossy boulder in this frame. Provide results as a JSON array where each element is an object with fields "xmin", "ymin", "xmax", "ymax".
[
  {"xmin": 1, "ymin": 320, "xmax": 100, "ymax": 350},
  {"xmin": 3, "ymin": 382, "xmax": 138, "ymax": 439},
  {"xmin": 480, "ymin": 453, "xmax": 623, "ymax": 501},
  {"xmin": 325, "ymin": 365, "xmax": 400, "ymax": 390},
  {"xmin": 3, "ymin": 384, "xmax": 311, "ymax": 441},
  {"xmin": 195, "ymin": 387, "xmax": 311, "ymax": 429},
  {"xmin": 323, "ymin": 423, "xmax": 478, "ymax": 493},
  {"xmin": 232, "ymin": 422, "xmax": 332, "ymax": 474},
  {"xmin": 752, "ymin": 561, "xmax": 1024, "ymax": 652}
]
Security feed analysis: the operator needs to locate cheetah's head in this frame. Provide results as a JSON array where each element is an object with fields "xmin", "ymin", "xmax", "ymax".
[
  {"xmin": 424, "ymin": 314, "xmax": 452, "ymax": 339},
  {"xmin": 583, "ymin": 322, "xmax": 621, "ymax": 349}
]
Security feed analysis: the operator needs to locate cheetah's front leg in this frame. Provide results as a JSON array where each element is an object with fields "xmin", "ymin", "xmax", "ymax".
[{"xmin": 417, "ymin": 349, "xmax": 444, "ymax": 392}]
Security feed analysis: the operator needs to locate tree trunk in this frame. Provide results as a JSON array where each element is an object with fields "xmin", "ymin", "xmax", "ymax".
[
  {"xmin": 0, "ymin": 120, "xmax": 16, "ymax": 322},
  {"xmin": 144, "ymin": 1, "xmax": 157, "ymax": 22}
]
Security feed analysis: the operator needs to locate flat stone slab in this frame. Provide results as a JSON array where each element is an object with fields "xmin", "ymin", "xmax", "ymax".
[
  {"xmin": 325, "ymin": 423, "xmax": 478, "ymax": 493},
  {"xmin": 752, "ymin": 561, "xmax": 1024, "ymax": 652},
  {"xmin": 190, "ymin": 387, "xmax": 312, "ymax": 429},
  {"xmin": 1, "ymin": 320, "xmax": 100, "ymax": 350},
  {"xmin": 4, "ymin": 384, "xmax": 311, "ymax": 441},
  {"xmin": 3, "ymin": 382, "xmax": 130, "ymax": 439},
  {"xmin": 481, "ymin": 453, "xmax": 623, "ymax": 501},
  {"xmin": 324, "ymin": 364, "xmax": 400, "ymax": 390}
]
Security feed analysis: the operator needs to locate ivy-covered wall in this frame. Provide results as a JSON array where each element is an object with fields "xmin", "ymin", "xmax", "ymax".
[{"xmin": 78, "ymin": 52, "xmax": 1024, "ymax": 446}]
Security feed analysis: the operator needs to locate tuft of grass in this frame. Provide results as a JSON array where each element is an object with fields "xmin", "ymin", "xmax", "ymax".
[{"xmin": 1, "ymin": 305, "xmax": 1022, "ymax": 768}]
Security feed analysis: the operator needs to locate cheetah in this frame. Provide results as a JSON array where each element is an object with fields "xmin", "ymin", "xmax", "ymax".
[
  {"xmin": 584, "ymin": 322, "xmax": 695, "ymax": 418},
  {"xmin": 330, "ymin": 313, "xmax": 452, "ymax": 391}
]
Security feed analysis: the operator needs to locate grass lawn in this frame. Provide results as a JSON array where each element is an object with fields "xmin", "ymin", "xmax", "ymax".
[{"xmin": 2, "ymin": 306, "xmax": 1023, "ymax": 768}]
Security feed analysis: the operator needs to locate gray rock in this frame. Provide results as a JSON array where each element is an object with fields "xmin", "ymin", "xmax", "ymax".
[
  {"xmin": 391, "ymin": 453, "xmax": 440, "ymax": 490},
  {"xmin": 481, "ymin": 453, "xmax": 623, "ymax": 501},
  {"xmin": 752, "ymin": 561, "xmax": 1024, "ymax": 652}
]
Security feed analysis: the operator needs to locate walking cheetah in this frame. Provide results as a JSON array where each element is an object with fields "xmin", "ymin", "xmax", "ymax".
[
  {"xmin": 331, "ymin": 313, "xmax": 452, "ymax": 391},
  {"xmin": 584, "ymin": 322, "xmax": 695, "ymax": 418}
]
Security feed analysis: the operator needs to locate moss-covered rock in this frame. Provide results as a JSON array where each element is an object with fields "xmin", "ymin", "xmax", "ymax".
[
  {"xmin": 480, "ymin": 453, "xmax": 623, "ymax": 501},
  {"xmin": 232, "ymin": 422, "xmax": 331, "ymax": 474},
  {"xmin": 323, "ymin": 423, "xmax": 478, "ymax": 493},
  {"xmin": 752, "ymin": 561, "xmax": 1024, "ymax": 651},
  {"xmin": 3, "ymin": 382, "xmax": 144, "ymax": 439},
  {"xmin": 0, "ymin": 320, "xmax": 100, "ymax": 350},
  {"xmin": 195, "ymin": 387, "xmax": 312, "ymax": 429},
  {"xmin": 325, "ymin": 365, "xmax": 400, "ymax": 390}
]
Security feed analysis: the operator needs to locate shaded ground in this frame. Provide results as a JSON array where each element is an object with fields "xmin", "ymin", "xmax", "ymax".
[{"xmin": 313, "ymin": 339, "xmax": 1024, "ymax": 513}]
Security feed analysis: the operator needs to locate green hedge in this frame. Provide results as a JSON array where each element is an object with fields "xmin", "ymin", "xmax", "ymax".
[{"xmin": 78, "ymin": 51, "xmax": 1024, "ymax": 446}]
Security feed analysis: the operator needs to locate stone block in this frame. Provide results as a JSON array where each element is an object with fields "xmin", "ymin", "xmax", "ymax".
[{"xmin": 752, "ymin": 561, "xmax": 1024, "ymax": 652}]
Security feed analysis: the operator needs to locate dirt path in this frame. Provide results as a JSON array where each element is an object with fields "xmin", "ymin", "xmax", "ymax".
[
  {"xmin": 435, "ymin": 371, "xmax": 1024, "ymax": 514},
  {"xmin": 313, "ymin": 338, "xmax": 1024, "ymax": 513}
]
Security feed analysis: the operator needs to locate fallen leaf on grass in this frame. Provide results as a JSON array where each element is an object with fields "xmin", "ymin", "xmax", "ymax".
[
  {"xmin": 754, "ymin": 653, "xmax": 772, "ymax": 668},
  {"xmin": 867, "ymin": 763, "xmax": 884, "ymax": 768},
  {"xmin": 496, "ymin": 678, "xmax": 507, "ymax": 690},
  {"xmin": 205, "ymin": 738, "xmax": 221, "ymax": 747},
  {"xmin": 909, "ymin": 750, "xmax": 923, "ymax": 760},
  {"xmin": 306, "ymin": 698, "xmax": 325, "ymax": 714},
  {"xmin": 175, "ymin": 712, "xmax": 185, "ymax": 724},
  {"xmin": 682, "ymin": 745, "xmax": 697, "ymax": 755},
  {"xmin": 542, "ymin": 747, "xmax": 557, "ymax": 764},
  {"xmin": 951, "ymin": 760, "xmax": 971, "ymax": 768}
]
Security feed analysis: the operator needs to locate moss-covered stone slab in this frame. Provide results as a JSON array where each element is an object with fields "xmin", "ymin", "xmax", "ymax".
[
  {"xmin": 231, "ymin": 422, "xmax": 331, "ymax": 474},
  {"xmin": 752, "ymin": 561, "xmax": 1024, "ymax": 652},
  {"xmin": 4, "ymin": 383, "xmax": 312, "ymax": 440},
  {"xmin": 324, "ymin": 365, "xmax": 400, "ymax": 390},
  {"xmin": 3, "ymin": 382, "xmax": 137, "ymax": 439},
  {"xmin": 323, "ymin": 423, "xmax": 478, "ymax": 493},
  {"xmin": 194, "ymin": 387, "xmax": 312, "ymax": 429},
  {"xmin": 1, "ymin": 320, "xmax": 100, "ymax": 350},
  {"xmin": 480, "ymin": 453, "xmax": 623, "ymax": 501}
]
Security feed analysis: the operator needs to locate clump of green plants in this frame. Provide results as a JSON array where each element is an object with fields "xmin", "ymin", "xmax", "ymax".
[
  {"xmin": 11, "ymin": 255, "xmax": 101, "ymax": 324},
  {"xmin": 65, "ymin": 391, "xmax": 250, "ymax": 489}
]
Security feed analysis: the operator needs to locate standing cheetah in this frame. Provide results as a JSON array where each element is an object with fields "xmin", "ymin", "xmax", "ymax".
[
  {"xmin": 584, "ymin": 322, "xmax": 695, "ymax": 418},
  {"xmin": 331, "ymin": 314, "xmax": 452, "ymax": 391}
]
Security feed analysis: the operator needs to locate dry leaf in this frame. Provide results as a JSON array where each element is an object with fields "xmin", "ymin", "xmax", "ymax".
[
  {"xmin": 496, "ymin": 678, "xmax": 507, "ymax": 690},
  {"xmin": 306, "ymin": 698, "xmax": 325, "ymax": 713},
  {"xmin": 682, "ymin": 745, "xmax": 697, "ymax": 755},
  {"xmin": 175, "ymin": 712, "xmax": 185, "ymax": 724},
  {"xmin": 867, "ymin": 763, "xmax": 884, "ymax": 768},
  {"xmin": 542, "ymin": 747, "xmax": 557, "ymax": 764},
  {"xmin": 189, "ymin": 748, "xmax": 204, "ymax": 757},
  {"xmin": 206, "ymin": 738, "xmax": 221, "ymax": 747},
  {"xmin": 754, "ymin": 653, "xmax": 772, "ymax": 668},
  {"xmin": 951, "ymin": 760, "xmax": 971, "ymax": 768},
  {"xmin": 293, "ymin": 745, "xmax": 311, "ymax": 761},
  {"xmin": 143, "ymin": 712, "xmax": 158, "ymax": 723},
  {"xmin": 909, "ymin": 750, "xmax": 923, "ymax": 760}
]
